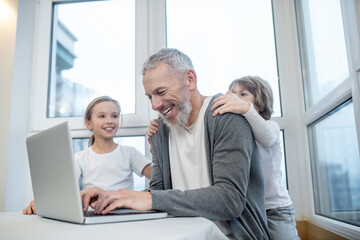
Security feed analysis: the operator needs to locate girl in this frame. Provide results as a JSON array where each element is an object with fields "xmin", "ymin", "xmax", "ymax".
[{"xmin": 24, "ymin": 96, "xmax": 152, "ymax": 215}]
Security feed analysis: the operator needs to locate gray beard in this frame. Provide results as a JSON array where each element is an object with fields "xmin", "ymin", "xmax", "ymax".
[{"xmin": 162, "ymin": 100, "xmax": 192, "ymax": 130}]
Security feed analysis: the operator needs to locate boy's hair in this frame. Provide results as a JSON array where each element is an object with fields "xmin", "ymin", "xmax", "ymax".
[
  {"xmin": 142, "ymin": 48, "xmax": 195, "ymax": 78},
  {"xmin": 84, "ymin": 96, "xmax": 122, "ymax": 146},
  {"xmin": 229, "ymin": 76, "xmax": 274, "ymax": 120}
]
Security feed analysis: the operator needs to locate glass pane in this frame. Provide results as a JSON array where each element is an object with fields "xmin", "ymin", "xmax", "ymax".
[
  {"xmin": 166, "ymin": 0, "xmax": 281, "ymax": 117},
  {"xmin": 297, "ymin": 0, "xmax": 349, "ymax": 107},
  {"xmin": 309, "ymin": 99, "xmax": 360, "ymax": 226},
  {"xmin": 48, "ymin": 0, "xmax": 135, "ymax": 118},
  {"xmin": 72, "ymin": 136, "xmax": 147, "ymax": 191}
]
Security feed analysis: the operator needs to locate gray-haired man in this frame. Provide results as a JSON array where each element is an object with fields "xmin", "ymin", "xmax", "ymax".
[{"xmin": 81, "ymin": 48, "xmax": 269, "ymax": 239}]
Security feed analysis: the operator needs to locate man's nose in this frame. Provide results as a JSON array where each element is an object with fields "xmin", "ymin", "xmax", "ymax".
[{"xmin": 151, "ymin": 96, "xmax": 163, "ymax": 111}]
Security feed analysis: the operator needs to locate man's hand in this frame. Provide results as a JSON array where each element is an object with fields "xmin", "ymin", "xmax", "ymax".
[
  {"xmin": 93, "ymin": 189, "xmax": 152, "ymax": 215},
  {"xmin": 80, "ymin": 186, "xmax": 106, "ymax": 212},
  {"xmin": 23, "ymin": 200, "xmax": 36, "ymax": 215}
]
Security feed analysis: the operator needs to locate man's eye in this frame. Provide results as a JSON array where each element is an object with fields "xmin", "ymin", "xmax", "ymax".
[{"xmin": 158, "ymin": 91, "xmax": 166, "ymax": 96}]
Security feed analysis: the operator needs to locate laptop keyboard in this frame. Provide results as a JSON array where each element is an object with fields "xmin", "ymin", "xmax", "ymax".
[{"xmin": 83, "ymin": 209, "xmax": 157, "ymax": 217}]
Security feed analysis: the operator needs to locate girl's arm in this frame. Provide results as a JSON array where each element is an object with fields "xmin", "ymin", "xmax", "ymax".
[{"xmin": 141, "ymin": 164, "xmax": 152, "ymax": 179}]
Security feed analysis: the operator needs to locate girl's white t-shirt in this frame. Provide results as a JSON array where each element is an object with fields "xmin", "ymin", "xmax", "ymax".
[{"xmin": 74, "ymin": 144, "xmax": 151, "ymax": 191}]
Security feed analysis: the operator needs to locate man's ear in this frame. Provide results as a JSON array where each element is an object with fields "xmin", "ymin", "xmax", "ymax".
[
  {"xmin": 85, "ymin": 119, "xmax": 92, "ymax": 130},
  {"xmin": 184, "ymin": 69, "xmax": 197, "ymax": 90}
]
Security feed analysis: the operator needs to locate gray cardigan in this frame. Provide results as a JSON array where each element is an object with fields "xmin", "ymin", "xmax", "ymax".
[{"xmin": 149, "ymin": 94, "xmax": 269, "ymax": 239}]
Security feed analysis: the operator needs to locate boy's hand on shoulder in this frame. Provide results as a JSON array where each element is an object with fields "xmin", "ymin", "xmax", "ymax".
[{"xmin": 211, "ymin": 91, "xmax": 249, "ymax": 116}]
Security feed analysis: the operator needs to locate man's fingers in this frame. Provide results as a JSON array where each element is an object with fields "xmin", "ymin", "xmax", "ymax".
[
  {"xmin": 81, "ymin": 193, "xmax": 91, "ymax": 211},
  {"xmin": 101, "ymin": 202, "xmax": 119, "ymax": 215},
  {"xmin": 90, "ymin": 200, "xmax": 98, "ymax": 210}
]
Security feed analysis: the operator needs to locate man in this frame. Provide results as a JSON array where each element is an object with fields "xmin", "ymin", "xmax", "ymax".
[{"xmin": 81, "ymin": 48, "xmax": 269, "ymax": 239}]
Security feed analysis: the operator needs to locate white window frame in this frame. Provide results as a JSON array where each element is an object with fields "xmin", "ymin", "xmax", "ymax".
[{"xmin": 29, "ymin": 0, "xmax": 151, "ymax": 133}]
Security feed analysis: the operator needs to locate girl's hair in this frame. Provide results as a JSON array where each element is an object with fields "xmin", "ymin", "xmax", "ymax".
[
  {"xmin": 84, "ymin": 96, "xmax": 122, "ymax": 146},
  {"xmin": 229, "ymin": 76, "xmax": 274, "ymax": 120}
]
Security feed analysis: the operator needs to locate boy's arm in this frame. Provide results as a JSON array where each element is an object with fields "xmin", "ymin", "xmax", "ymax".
[{"xmin": 243, "ymin": 105, "xmax": 280, "ymax": 147}]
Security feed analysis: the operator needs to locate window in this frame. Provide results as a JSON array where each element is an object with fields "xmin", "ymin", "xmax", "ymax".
[
  {"xmin": 48, "ymin": 1, "xmax": 136, "ymax": 118},
  {"xmin": 296, "ymin": 0, "xmax": 349, "ymax": 108},
  {"xmin": 296, "ymin": 0, "xmax": 360, "ymax": 232},
  {"xmin": 309, "ymin": 99, "xmax": 360, "ymax": 226},
  {"xmin": 166, "ymin": 0, "xmax": 288, "ymax": 189},
  {"xmin": 166, "ymin": 0, "xmax": 282, "ymax": 117},
  {"xmin": 31, "ymin": 0, "xmax": 149, "ymax": 131}
]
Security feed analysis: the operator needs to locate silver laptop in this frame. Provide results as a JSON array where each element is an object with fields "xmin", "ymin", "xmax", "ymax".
[{"xmin": 26, "ymin": 121, "xmax": 167, "ymax": 224}]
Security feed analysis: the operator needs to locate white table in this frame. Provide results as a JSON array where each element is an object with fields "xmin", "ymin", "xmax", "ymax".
[{"xmin": 0, "ymin": 212, "xmax": 227, "ymax": 240}]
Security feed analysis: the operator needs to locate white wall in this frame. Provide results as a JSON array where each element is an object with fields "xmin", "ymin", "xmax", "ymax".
[
  {"xmin": 0, "ymin": 0, "xmax": 18, "ymax": 212},
  {"xmin": 3, "ymin": 0, "xmax": 36, "ymax": 211}
]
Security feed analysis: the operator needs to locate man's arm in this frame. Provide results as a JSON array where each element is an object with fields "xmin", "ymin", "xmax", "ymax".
[{"xmin": 81, "ymin": 187, "xmax": 153, "ymax": 215}]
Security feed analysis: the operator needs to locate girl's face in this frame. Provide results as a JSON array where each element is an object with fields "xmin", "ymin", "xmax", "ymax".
[
  {"xmin": 85, "ymin": 101, "xmax": 120, "ymax": 140},
  {"xmin": 232, "ymin": 84, "xmax": 260, "ymax": 113}
]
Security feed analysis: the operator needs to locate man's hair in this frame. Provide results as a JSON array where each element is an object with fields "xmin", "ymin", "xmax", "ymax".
[
  {"xmin": 142, "ymin": 48, "xmax": 195, "ymax": 77},
  {"xmin": 229, "ymin": 76, "xmax": 274, "ymax": 120}
]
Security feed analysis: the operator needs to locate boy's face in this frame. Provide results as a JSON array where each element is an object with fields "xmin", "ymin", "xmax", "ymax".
[{"xmin": 232, "ymin": 84, "xmax": 260, "ymax": 113}]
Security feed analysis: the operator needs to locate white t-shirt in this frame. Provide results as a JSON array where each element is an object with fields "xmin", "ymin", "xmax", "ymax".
[
  {"xmin": 169, "ymin": 97, "xmax": 212, "ymax": 191},
  {"xmin": 74, "ymin": 144, "xmax": 151, "ymax": 191},
  {"xmin": 242, "ymin": 103, "xmax": 292, "ymax": 209},
  {"xmin": 168, "ymin": 97, "xmax": 232, "ymax": 236}
]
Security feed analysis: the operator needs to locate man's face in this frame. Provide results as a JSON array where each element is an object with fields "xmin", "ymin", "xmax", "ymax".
[{"xmin": 143, "ymin": 63, "xmax": 192, "ymax": 129}]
